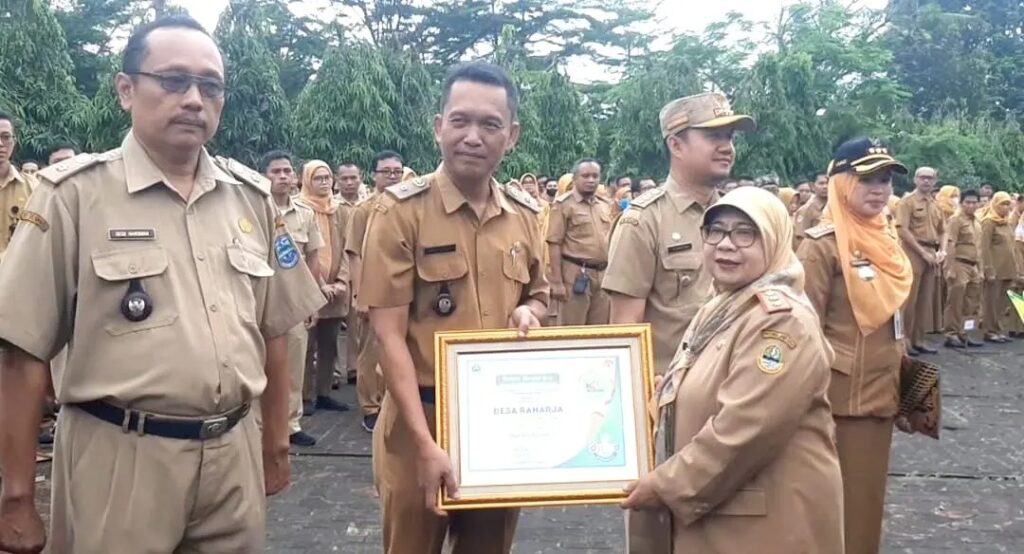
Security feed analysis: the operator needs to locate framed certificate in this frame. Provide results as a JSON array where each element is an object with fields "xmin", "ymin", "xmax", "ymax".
[{"xmin": 434, "ymin": 324, "xmax": 656, "ymax": 510}]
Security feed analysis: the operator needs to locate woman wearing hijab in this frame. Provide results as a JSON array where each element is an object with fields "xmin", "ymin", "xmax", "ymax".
[
  {"xmin": 980, "ymin": 191, "xmax": 1016, "ymax": 343},
  {"xmin": 297, "ymin": 160, "xmax": 352, "ymax": 413},
  {"xmin": 611, "ymin": 186, "xmax": 633, "ymax": 217},
  {"xmin": 622, "ymin": 187, "xmax": 843, "ymax": 554},
  {"xmin": 777, "ymin": 187, "xmax": 800, "ymax": 216},
  {"xmin": 936, "ymin": 185, "xmax": 960, "ymax": 221},
  {"xmin": 520, "ymin": 173, "xmax": 544, "ymax": 204},
  {"xmin": 796, "ymin": 138, "xmax": 913, "ymax": 554}
]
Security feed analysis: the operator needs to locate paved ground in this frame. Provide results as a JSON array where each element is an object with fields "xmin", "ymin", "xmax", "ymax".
[{"xmin": 27, "ymin": 334, "xmax": 1024, "ymax": 552}]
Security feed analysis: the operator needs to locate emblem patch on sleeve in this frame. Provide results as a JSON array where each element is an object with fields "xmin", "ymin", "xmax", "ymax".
[
  {"xmin": 274, "ymin": 233, "xmax": 300, "ymax": 269},
  {"xmin": 18, "ymin": 211, "xmax": 49, "ymax": 232},
  {"xmin": 757, "ymin": 343, "xmax": 785, "ymax": 375}
]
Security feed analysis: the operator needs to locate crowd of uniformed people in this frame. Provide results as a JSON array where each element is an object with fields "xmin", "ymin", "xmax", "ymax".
[{"xmin": 0, "ymin": 12, "xmax": 1016, "ymax": 554}]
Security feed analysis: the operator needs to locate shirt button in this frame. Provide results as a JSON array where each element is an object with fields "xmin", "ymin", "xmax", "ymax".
[
  {"xmin": 196, "ymin": 252, "xmax": 205, "ymax": 261},
  {"xmin": 128, "ymin": 264, "xmax": 138, "ymax": 274},
  {"xmin": 210, "ymin": 304, "xmax": 218, "ymax": 312},
  {"xmin": 221, "ymin": 360, "xmax": 229, "ymax": 368},
  {"xmin": 482, "ymin": 309, "xmax": 490, "ymax": 316},
  {"xmin": 480, "ymin": 271, "xmax": 487, "ymax": 278}
]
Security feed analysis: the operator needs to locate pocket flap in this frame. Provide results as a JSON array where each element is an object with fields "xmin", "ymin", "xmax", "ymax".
[
  {"xmin": 417, "ymin": 253, "xmax": 469, "ymax": 283},
  {"xmin": 714, "ymin": 488, "xmax": 767, "ymax": 516},
  {"xmin": 92, "ymin": 246, "xmax": 169, "ymax": 281},
  {"xmin": 502, "ymin": 250, "xmax": 530, "ymax": 284},
  {"xmin": 227, "ymin": 245, "xmax": 275, "ymax": 278},
  {"xmin": 661, "ymin": 250, "xmax": 702, "ymax": 271}
]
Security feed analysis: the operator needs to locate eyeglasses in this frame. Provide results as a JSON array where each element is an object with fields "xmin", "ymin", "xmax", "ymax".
[
  {"xmin": 129, "ymin": 71, "xmax": 226, "ymax": 99},
  {"xmin": 311, "ymin": 175, "xmax": 333, "ymax": 184},
  {"xmin": 375, "ymin": 169, "xmax": 403, "ymax": 178},
  {"xmin": 701, "ymin": 225, "xmax": 758, "ymax": 248},
  {"xmin": 0, "ymin": 133, "xmax": 15, "ymax": 144}
]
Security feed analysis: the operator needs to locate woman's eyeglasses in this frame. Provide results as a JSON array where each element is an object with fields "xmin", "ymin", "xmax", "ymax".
[{"xmin": 701, "ymin": 225, "xmax": 758, "ymax": 248}]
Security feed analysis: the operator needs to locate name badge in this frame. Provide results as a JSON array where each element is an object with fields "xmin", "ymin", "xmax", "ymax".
[
  {"xmin": 964, "ymin": 319, "xmax": 976, "ymax": 332},
  {"xmin": 109, "ymin": 229, "xmax": 156, "ymax": 241},
  {"xmin": 894, "ymin": 310, "xmax": 904, "ymax": 341}
]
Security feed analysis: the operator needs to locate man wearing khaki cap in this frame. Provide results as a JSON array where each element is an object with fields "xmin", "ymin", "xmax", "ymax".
[{"xmin": 603, "ymin": 91, "xmax": 756, "ymax": 553}]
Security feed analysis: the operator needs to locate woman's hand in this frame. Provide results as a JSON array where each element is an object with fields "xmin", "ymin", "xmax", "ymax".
[{"xmin": 620, "ymin": 475, "xmax": 663, "ymax": 510}]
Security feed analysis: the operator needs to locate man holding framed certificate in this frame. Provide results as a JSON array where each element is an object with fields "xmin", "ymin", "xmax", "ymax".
[{"xmin": 360, "ymin": 62, "xmax": 550, "ymax": 554}]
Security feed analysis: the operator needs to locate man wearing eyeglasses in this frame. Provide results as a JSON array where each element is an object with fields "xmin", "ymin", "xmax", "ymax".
[
  {"xmin": 0, "ymin": 15, "xmax": 324, "ymax": 554},
  {"xmin": 0, "ymin": 111, "xmax": 38, "ymax": 258},
  {"xmin": 344, "ymin": 150, "xmax": 404, "ymax": 433}
]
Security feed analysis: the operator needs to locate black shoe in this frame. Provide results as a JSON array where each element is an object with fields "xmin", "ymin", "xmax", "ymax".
[
  {"xmin": 289, "ymin": 431, "xmax": 317, "ymax": 447},
  {"xmin": 944, "ymin": 337, "xmax": 966, "ymax": 349},
  {"xmin": 913, "ymin": 344, "xmax": 938, "ymax": 354},
  {"xmin": 38, "ymin": 430, "xmax": 54, "ymax": 445},
  {"xmin": 302, "ymin": 400, "xmax": 316, "ymax": 417},
  {"xmin": 906, "ymin": 346, "xmax": 920, "ymax": 356},
  {"xmin": 347, "ymin": 369, "xmax": 357, "ymax": 385},
  {"xmin": 985, "ymin": 334, "xmax": 1009, "ymax": 344},
  {"xmin": 362, "ymin": 413, "xmax": 379, "ymax": 433},
  {"xmin": 998, "ymin": 334, "xmax": 1013, "ymax": 343},
  {"xmin": 315, "ymin": 396, "xmax": 350, "ymax": 412},
  {"xmin": 966, "ymin": 338, "xmax": 984, "ymax": 347}
]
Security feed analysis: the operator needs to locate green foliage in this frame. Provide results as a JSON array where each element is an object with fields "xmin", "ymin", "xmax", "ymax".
[
  {"xmin": 0, "ymin": 0, "xmax": 88, "ymax": 160},
  {"xmin": 80, "ymin": 64, "xmax": 129, "ymax": 152},
  {"xmin": 52, "ymin": 0, "xmax": 145, "ymax": 97}
]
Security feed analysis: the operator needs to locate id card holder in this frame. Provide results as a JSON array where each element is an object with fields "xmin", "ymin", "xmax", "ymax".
[
  {"xmin": 572, "ymin": 268, "xmax": 590, "ymax": 295},
  {"xmin": 964, "ymin": 319, "xmax": 976, "ymax": 332},
  {"xmin": 894, "ymin": 310, "xmax": 905, "ymax": 341}
]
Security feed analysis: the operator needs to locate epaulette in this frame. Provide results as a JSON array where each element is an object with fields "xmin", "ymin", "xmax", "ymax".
[
  {"xmin": 629, "ymin": 187, "xmax": 666, "ymax": 209},
  {"xmin": 804, "ymin": 223, "xmax": 836, "ymax": 239},
  {"xmin": 37, "ymin": 152, "xmax": 104, "ymax": 185},
  {"xmin": 554, "ymin": 191, "xmax": 573, "ymax": 203},
  {"xmin": 385, "ymin": 177, "xmax": 430, "ymax": 201},
  {"xmin": 756, "ymin": 289, "xmax": 792, "ymax": 314},
  {"xmin": 502, "ymin": 183, "xmax": 541, "ymax": 213},
  {"xmin": 215, "ymin": 157, "xmax": 270, "ymax": 196}
]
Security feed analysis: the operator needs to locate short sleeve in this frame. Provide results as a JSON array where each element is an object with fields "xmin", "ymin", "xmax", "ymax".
[
  {"xmin": 258, "ymin": 202, "xmax": 326, "ymax": 338},
  {"xmin": 522, "ymin": 209, "xmax": 550, "ymax": 307},
  {"xmin": 304, "ymin": 212, "xmax": 325, "ymax": 255},
  {"xmin": 0, "ymin": 184, "xmax": 77, "ymax": 360},
  {"xmin": 602, "ymin": 211, "xmax": 657, "ymax": 298},
  {"xmin": 895, "ymin": 197, "xmax": 912, "ymax": 230},
  {"xmin": 546, "ymin": 202, "xmax": 568, "ymax": 244},
  {"xmin": 360, "ymin": 197, "xmax": 416, "ymax": 308},
  {"xmin": 344, "ymin": 204, "xmax": 371, "ymax": 257}
]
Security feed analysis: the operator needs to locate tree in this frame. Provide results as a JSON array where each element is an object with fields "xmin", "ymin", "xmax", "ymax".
[
  {"xmin": 0, "ymin": 0, "xmax": 88, "ymax": 159},
  {"xmin": 52, "ymin": 0, "xmax": 147, "ymax": 97},
  {"xmin": 211, "ymin": 0, "xmax": 294, "ymax": 166}
]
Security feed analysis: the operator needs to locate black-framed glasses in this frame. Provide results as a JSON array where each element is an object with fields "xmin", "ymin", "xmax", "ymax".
[
  {"xmin": 129, "ymin": 71, "xmax": 226, "ymax": 99},
  {"xmin": 311, "ymin": 175, "xmax": 333, "ymax": 184},
  {"xmin": 375, "ymin": 169, "xmax": 403, "ymax": 178},
  {"xmin": 0, "ymin": 133, "xmax": 15, "ymax": 144},
  {"xmin": 701, "ymin": 225, "xmax": 759, "ymax": 248}
]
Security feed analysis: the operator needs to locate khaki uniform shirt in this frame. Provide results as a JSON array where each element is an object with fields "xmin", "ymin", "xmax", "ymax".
[
  {"xmin": 359, "ymin": 169, "xmax": 550, "ymax": 386},
  {"xmin": 946, "ymin": 212, "xmax": 980, "ymax": 264},
  {"xmin": 897, "ymin": 190, "xmax": 944, "ymax": 246},
  {"xmin": 647, "ymin": 289, "xmax": 843, "ymax": 553},
  {"xmin": 278, "ymin": 196, "xmax": 324, "ymax": 259},
  {"xmin": 297, "ymin": 197, "xmax": 350, "ymax": 319},
  {"xmin": 792, "ymin": 198, "xmax": 824, "ymax": 249},
  {"xmin": 981, "ymin": 218, "xmax": 1017, "ymax": 280},
  {"xmin": 344, "ymin": 192, "xmax": 382, "ymax": 310},
  {"xmin": 0, "ymin": 133, "xmax": 325, "ymax": 416},
  {"xmin": 797, "ymin": 228, "xmax": 903, "ymax": 417},
  {"xmin": 546, "ymin": 189, "xmax": 613, "ymax": 262},
  {"xmin": 0, "ymin": 165, "xmax": 36, "ymax": 255},
  {"xmin": 602, "ymin": 181, "xmax": 716, "ymax": 373}
]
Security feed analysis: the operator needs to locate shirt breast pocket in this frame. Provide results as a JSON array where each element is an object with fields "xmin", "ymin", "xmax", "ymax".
[
  {"xmin": 416, "ymin": 253, "xmax": 470, "ymax": 317},
  {"xmin": 91, "ymin": 246, "xmax": 178, "ymax": 336},
  {"xmin": 227, "ymin": 244, "xmax": 275, "ymax": 323},
  {"xmin": 502, "ymin": 245, "xmax": 531, "ymax": 303},
  {"xmin": 656, "ymin": 250, "xmax": 702, "ymax": 304}
]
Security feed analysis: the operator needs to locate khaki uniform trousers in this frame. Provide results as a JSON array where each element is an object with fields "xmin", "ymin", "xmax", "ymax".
[
  {"xmin": 354, "ymin": 311, "xmax": 384, "ymax": 416},
  {"xmin": 834, "ymin": 416, "xmax": 894, "ymax": 554},
  {"xmin": 944, "ymin": 261, "xmax": 982, "ymax": 339},
  {"xmin": 50, "ymin": 406, "xmax": 265, "ymax": 554},
  {"xmin": 906, "ymin": 248, "xmax": 940, "ymax": 344},
  {"xmin": 983, "ymin": 279, "xmax": 1012, "ymax": 336},
  {"xmin": 373, "ymin": 394, "xmax": 518, "ymax": 554},
  {"xmin": 286, "ymin": 323, "xmax": 310, "ymax": 434},
  {"xmin": 557, "ymin": 260, "xmax": 610, "ymax": 326},
  {"xmin": 304, "ymin": 317, "xmax": 343, "ymax": 400},
  {"xmin": 334, "ymin": 312, "xmax": 356, "ymax": 378}
]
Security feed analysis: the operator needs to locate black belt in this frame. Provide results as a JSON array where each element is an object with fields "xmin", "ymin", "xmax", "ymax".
[
  {"xmin": 561, "ymin": 254, "xmax": 608, "ymax": 271},
  {"xmin": 73, "ymin": 400, "xmax": 250, "ymax": 440},
  {"xmin": 919, "ymin": 241, "xmax": 940, "ymax": 249},
  {"xmin": 420, "ymin": 387, "xmax": 436, "ymax": 405},
  {"xmin": 955, "ymin": 257, "xmax": 978, "ymax": 266}
]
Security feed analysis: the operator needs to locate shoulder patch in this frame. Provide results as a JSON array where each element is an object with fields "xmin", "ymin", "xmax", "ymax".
[
  {"xmin": 385, "ymin": 177, "xmax": 430, "ymax": 201},
  {"xmin": 629, "ymin": 187, "xmax": 666, "ymax": 209},
  {"xmin": 503, "ymin": 184, "xmax": 542, "ymax": 213},
  {"xmin": 804, "ymin": 223, "xmax": 835, "ymax": 239},
  {"xmin": 756, "ymin": 289, "xmax": 792, "ymax": 314},
  {"xmin": 37, "ymin": 152, "xmax": 103, "ymax": 185},
  {"xmin": 216, "ymin": 157, "xmax": 270, "ymax": 196},
  {"xmin": 554, "ymin": 191, "xmax": 574, "ymax": 203}
]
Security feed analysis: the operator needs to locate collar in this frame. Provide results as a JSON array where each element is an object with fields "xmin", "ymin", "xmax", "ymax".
[
  {"xmin": 121, "ymin": 131, "xmax": 238, "ymax": 195},
  {"xmin": 571, "ymin": 189, "xmax": 599, "ymax": 204},
  {"xmin": 664, "ymin": 175, "xmax": 713, "ymax": 214},
  {"xmin": 436, "ymin": 165, "xmax": 509, "ymax": 216},
  {"xmin": 0, "ymin": 165, "xmax": 25, "ymax": 190},
  {"xmin": 276, "ymin": 195, "xmax": 297, "ymax": 215}
]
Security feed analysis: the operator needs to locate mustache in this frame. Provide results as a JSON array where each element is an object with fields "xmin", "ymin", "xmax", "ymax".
[{"xmin": 170, "ymin": 116, "xmax": 206, "ymax": 128}]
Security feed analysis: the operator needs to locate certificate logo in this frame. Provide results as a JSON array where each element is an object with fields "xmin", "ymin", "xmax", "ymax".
[{"xmin": 589, "ymin": 434, "xmax": 620, "ymax": 461}]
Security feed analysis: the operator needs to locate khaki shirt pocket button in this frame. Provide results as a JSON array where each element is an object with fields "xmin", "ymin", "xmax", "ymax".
[
  {"xmin": 128, "ymin": 264, "xmax": 138, "ymax": 274},
  {"xmin": 680, "ymin": 275, "xmax": 692, "ymax": 286}
]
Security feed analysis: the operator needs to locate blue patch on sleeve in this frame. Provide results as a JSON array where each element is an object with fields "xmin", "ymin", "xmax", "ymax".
[{"xmin": 274, "ymin": 233, "xmax": 300, "ymax": 269}]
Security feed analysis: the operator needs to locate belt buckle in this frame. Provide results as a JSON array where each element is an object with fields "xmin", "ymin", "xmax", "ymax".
[{"xmin": 199, "ymin": 416, "xmax": 230, "ymax": 440}]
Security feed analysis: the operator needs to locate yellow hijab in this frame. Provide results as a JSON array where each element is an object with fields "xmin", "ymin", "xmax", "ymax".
[
  {"xmin": 777, "ymin": 187, "xmax": 798, "ymax": 214},
  {"xmin": 983, "ymin": 191, "xmax": 1013, "ymax": 224},
  {"xmin": 556, "ymin": 173, "xmax": 573, "ymax": 195},
  {"xmin": 936, "ymin": 185, "xmax": 960, "ymax": 218},
  {"xmin": 820, "ymin": 173, "xmax": 913, "ymax": 335},
  {"xmin": 300, "ymin": 160, "xmax": 339, "ymax": 274}
]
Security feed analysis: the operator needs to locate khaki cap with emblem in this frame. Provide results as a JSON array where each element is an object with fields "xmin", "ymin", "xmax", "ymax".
[{"xmin": 660, "ymin": 92, "xmax": 757, "ymax": 139}]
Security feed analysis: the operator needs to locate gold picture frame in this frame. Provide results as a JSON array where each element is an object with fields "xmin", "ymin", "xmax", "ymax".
[{"xmin": 434, "ymin": 324, "xmax": 656, "ymax": 510}]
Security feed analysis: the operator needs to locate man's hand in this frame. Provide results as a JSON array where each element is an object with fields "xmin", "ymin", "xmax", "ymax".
[
  {"xmin": 418, "ymin": 443, "xmax": 458, "ymax": 516},
  {"xmin": 263, "ymin": 445, "xmax": 291, "ymax": 497},
  {"xmin": 321, "ymin": 284, "xmax": 337, "ymax": 302},
  {"xmin": 620, "ymin": 475, "xmax": 663, "ymax": 511},
  {"xmin": 509, "ymin": 305, "xmax": 541, "ymax": 338},
  {"xmin": 0, "ymin": 496, "xmax": 45, "ymax": 554},
  {"xmin": 936, "ymin": 251, "xmax": 947, "ymax": 265},
  {"xmin": 550, "ymin": 282, "xmax": 567, "ymax": 301},
  {"xmin": 304, "ymin": 315, "xmax": 318, "ymax": 330},
  {"xmin": 922, "ymin": 250, "xmax": 938, "ymax": 266}
]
